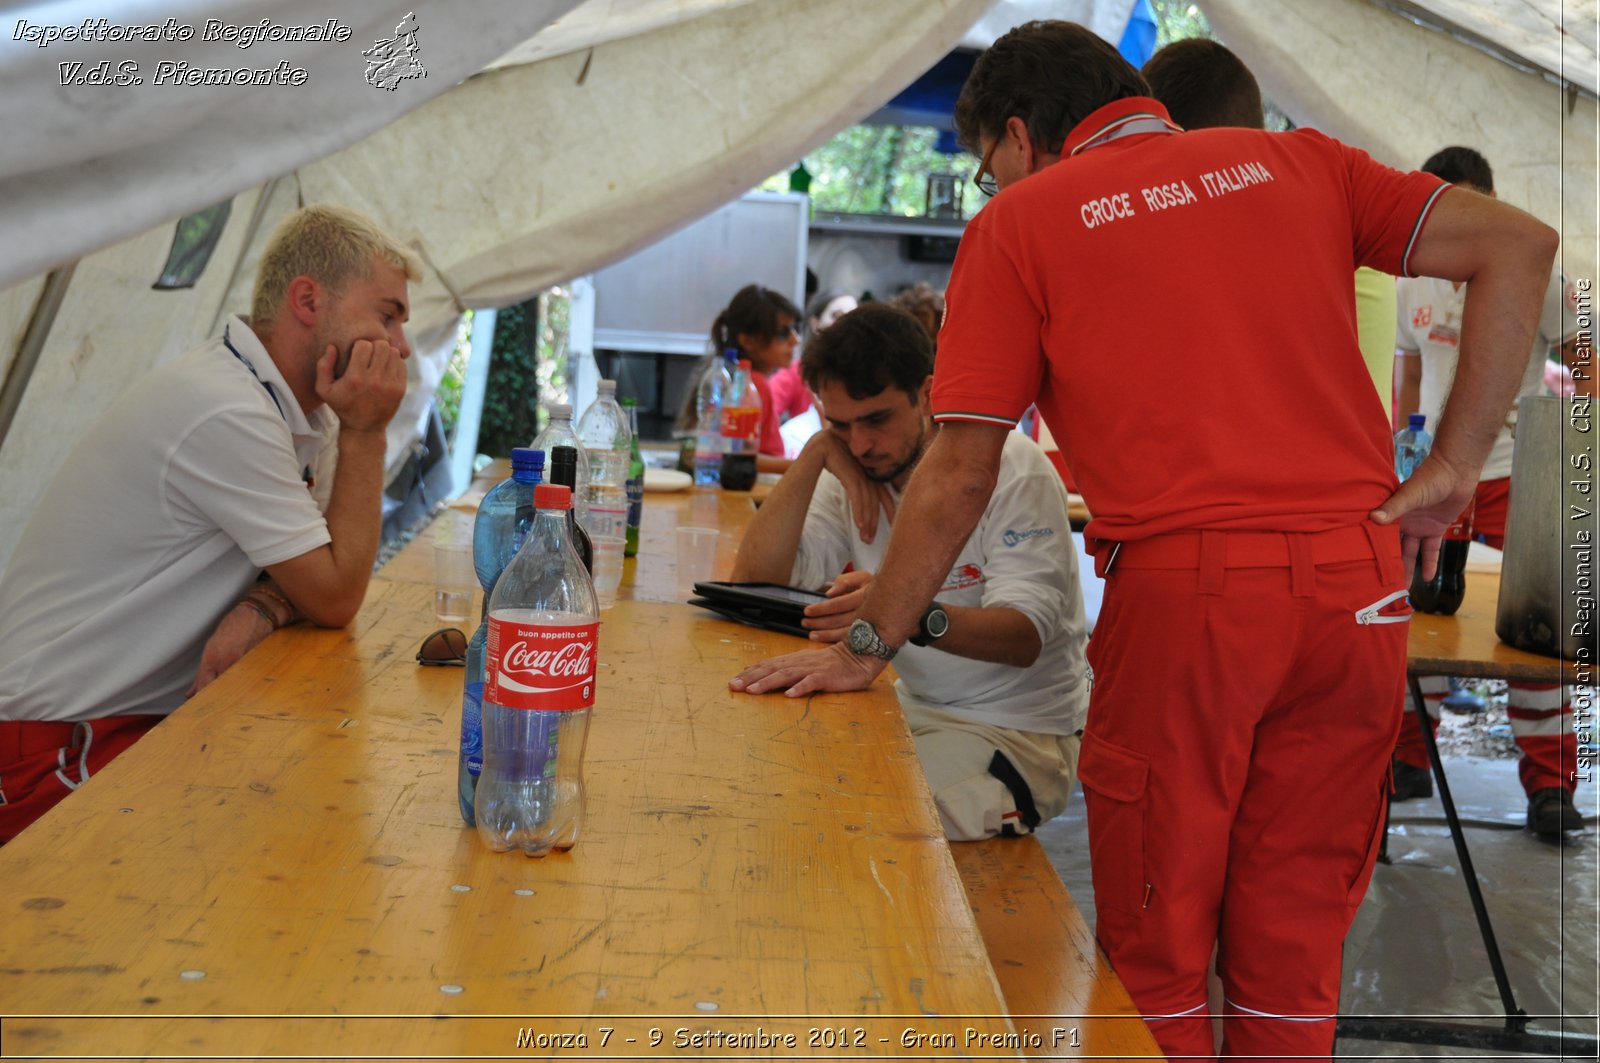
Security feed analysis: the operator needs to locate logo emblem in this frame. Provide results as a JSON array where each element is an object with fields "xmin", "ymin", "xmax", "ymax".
[
  {"xmin": 486, "ymin": 621, "xmax": 598, "ymax": 711},
  {"xmin": 1411, "ymin": 306, "xmax": 1432, "ymax": 329},
  {"xmin": 364, "ymin": 12, "xmax": 426, "ymax": 91}
]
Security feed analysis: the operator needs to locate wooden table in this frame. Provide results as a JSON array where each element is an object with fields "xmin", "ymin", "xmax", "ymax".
[
  {"xmin": 0, "ymin": 476, "xmax": 1162, "ymax": 1060},
  {"xmin": 1407, "ymin": 570, "xmax": 1579, "ymax": 683}
]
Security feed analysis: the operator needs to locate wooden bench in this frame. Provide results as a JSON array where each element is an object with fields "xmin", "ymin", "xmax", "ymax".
[{"xmin": 953, "ymin": 835, "xmax": 1162, "ymax": 1059}]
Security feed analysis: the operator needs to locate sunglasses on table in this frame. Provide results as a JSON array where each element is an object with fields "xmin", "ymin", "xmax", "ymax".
[{"xmin": 416, "ymin": 627, "xmax": 468, "ymax": 667}]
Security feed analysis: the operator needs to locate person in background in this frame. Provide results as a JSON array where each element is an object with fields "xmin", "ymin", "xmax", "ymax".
[
  {"xmin": 885, "ymin": 282, "xmax": 945, "ymax": 350},
  {"xmin": 728, "ymin": 20, "xmax": 1556, "ymax": 1059},
  {"xmin": 1392, "ymin": 145, "xmax": 1586, "ymax": 838},
  {"xmin": 677, "ymin": 284, "xmax": 798, "ymax": 474},
  {"xmin": 0, "ymin": 204, "xmax": 418, "ymax": 843},
  {"xmin": 732, "ymin": 303, "xmax": 1088, "ymax": 840},
  {"xmin": 770, "ymin": 288, "xmax": 858, "ymax": 425}
]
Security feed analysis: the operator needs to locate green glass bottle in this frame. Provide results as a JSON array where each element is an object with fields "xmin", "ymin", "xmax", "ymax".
[{"xmin": 622, "ymin": 397, "xmax": 644, "ymax": 557}]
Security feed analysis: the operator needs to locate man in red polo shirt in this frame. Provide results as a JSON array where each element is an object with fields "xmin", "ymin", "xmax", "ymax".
[{"xmin": 730, "ymin": 20, "xmax": 1557, "ymax": 1061}]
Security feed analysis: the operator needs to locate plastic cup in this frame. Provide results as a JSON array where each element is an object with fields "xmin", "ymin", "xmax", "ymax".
[
  {"xmin": 591, "ymin": 534, "xmax": 626, "ymax": 610},
  {"xmin": 675, "ymin": 526, "xmax": 720, "ymax": 597},
  {"xmin": 433, "ymin": 542, "xmax": 475, "ymax": 623}
]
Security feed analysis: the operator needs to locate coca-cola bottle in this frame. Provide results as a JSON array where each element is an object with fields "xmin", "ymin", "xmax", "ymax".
[
  {"xmin": 1410, "ymin": 497, "xmax": 1474, "ymax": 615},
  {"xmin": 476, "ymin": 483, "xmax": 599, "ymax": 856},
  {"xmin": 719, "ymin": 358, "xmax": 761, "ymax": 491}
]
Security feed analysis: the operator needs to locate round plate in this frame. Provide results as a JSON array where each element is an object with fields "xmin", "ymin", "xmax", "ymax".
[{"xmin": 643, "ymin": 468, "xmax": 693, "ymax": 493}]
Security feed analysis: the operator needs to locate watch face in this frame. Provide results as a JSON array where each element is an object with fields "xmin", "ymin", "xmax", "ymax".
[
  {"xmin": 925, "ymin": 607, "xmax": 950, "ymax": 639},
  {"xmin": 848, "ymin": 619, "xmax": 874, "ymax": 654}
]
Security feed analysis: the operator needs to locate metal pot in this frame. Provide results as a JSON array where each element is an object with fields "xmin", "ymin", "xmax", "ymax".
[{"xmin": 1496, "ymin": 395, "xmax": 1599, "ymax": 662}]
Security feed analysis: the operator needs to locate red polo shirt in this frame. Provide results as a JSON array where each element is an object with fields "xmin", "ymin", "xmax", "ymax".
[{"xmin": 932, "ymin": 97, "xmax": 1447, "ymax": 541}]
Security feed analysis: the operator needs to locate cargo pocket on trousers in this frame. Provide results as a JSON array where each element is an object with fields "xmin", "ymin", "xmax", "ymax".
[
  {"xmin": 1345, "ymin": 773, "xmax": 1391, "ymax": 908},
  {"xmin": 1078, "ymin": 731, "xmax": 1152, "ymax": 918}
]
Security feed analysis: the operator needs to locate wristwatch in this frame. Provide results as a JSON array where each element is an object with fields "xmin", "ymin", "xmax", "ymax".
[
  {"xmin": 847, "ymin": 618, "xmax": 898, "ymax": 661},
  {"xmin": 907, "ymin": 603, "xmax": 950, "ymax": 647}
]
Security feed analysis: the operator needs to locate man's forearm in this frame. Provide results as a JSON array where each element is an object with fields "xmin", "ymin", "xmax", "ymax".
[
  {"xmin": 932, "ymin": 604, "xmax": 1041, "ymax": 668},
  {"xmin": 731, "ymin": 444, "xmax": 827, "ymax": 583}
]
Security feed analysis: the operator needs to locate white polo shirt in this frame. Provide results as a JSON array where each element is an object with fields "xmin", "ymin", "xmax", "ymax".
[
  {"xmin": 1396, "ymin": 269, "xmax": 1580, "ymax": 481},
  {"xmin": 788, "ymin": 431, "xmax": 1089, "ymax": 736},
  {"xmin": 0, "ymin": 318, "xmax": 335, "ymax": 722}
]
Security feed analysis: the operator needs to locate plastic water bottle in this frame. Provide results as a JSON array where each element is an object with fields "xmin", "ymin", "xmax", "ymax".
[
  {"xmin": 719, "ymin": 358, "xmax": 761, "ymax": 491},
  {"xmin": 693, "ymin": 351, "xmax": 736, "ymax": 486},
  {"xmin": 457, "ymin": 448, "xmax": 544, "ymax": 825},
  {"xmin": 532, "ymin": 403, "xmax": 591, "ymax": 528},
  {"xmin": 621, "ymin": 397, "xmax": 645, "ymax": 557},
  {"xmin": 576, "ymin": 380, "xmax": 631, "ymax": 543},
  {"xmin": 1393, "ymin": 412, "xmax": 1433, "ymax": 481},
  {"xmin": 547, "ymin": 445, "xmax": 594, "ymax": 573},
  {"xmin": 476, "ymin": 483, "xmax": 599, "ymax": 856}
]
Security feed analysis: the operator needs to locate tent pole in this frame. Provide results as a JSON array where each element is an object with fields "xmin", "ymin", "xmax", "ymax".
[{"xmin": 0, "ymin": 264, "xmax": 77, "ymax": 455}]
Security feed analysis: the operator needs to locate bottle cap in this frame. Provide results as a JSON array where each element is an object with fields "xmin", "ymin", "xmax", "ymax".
[
  {"xmin": 547, "ymin": 402, "xmax": 572, "ymax": 419},
  {"xmin": 510, "ymin": 447, "xmax": 544, "ymax": 471},
  {"xmin": 1408, "ymin": 412, "xmax": 1427, "ymax": 430},
  {"xmin": 723, "ymin": 348, "xmax": 739, "ymax": 362},
  {"xmin": 535, "ymin": 484, "xmax": 572, "ymax": 510},
  {"xmin": 597, "ymin": 380, "xmax": 616, "ymax": 394},
  {"xmin": 738, "ymin": 359, "xmax": 753, "ymax": 370}
]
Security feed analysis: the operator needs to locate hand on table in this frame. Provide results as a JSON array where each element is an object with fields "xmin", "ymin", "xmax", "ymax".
[
  {"xmin": 800, "ymin": 569, "xmax": 874, "ymax": 643},
  {"xmin": 729, "ymin": 640, "xmax": 887, "ymax": 698}
]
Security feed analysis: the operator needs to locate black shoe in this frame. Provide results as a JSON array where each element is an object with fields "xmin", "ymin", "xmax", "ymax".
[
  {"xmin": 1390, "ymin": 759, "xmax": 1434, "ymax": 801},
  {"xmin": 1527, "ymin": 788, "xmax": 1583, "ymax": 838}
]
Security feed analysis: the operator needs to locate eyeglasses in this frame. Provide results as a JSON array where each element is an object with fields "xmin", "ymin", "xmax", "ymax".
[
  {"xmin": 416, "ymin": 627, "xmax": 467, "ymax": 667},
  {"xmin": 973, "ymin": 138, "xmax": 999, "ymax": 198}
]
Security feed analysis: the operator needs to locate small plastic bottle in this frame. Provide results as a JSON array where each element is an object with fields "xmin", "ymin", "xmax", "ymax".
[
  {"xmin": 719, "ymin": 358, "xmax": 761, "ymax": 491},
  {"xmin": 576, "ymin": 379, "xmax": 632, "ymax": 545},
  {"xmin": 457, "ymin": 447, "xmax": 544, "ymax": 825},
  {"xmin": 476, "ymin": 483, "xmax": 599, "ymax": 856},
  {"xmin": 692, "ymin": 351, "xmax": 736, "ymax": 486},
  {"xmin": 532, "ymin": 403, "xmax": 591, "ymax": 527},
  {"xmin": 547, "ymin": 445, "xmax": 594, "ymax": 573},
  {"xmin": 621, "ymin": 397, "xmax": 645, "ymax": 557},
  {"xmin": 1393, "ymin": 412, "xmax": 1433, "ymax": 481}
]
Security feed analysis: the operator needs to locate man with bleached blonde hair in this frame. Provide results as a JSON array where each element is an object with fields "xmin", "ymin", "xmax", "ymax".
[{"xmin": 0, "ymin": 203, "xmax": 418, "ymax": 843}]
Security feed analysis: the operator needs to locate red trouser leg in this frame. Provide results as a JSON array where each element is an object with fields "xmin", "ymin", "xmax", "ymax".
[
  {"xmin": 1080, "ymin": 534, "xmax": 1406, "ymax": 1062},
  {"xmin": 1394, "ymin": 677, "xmax": 1446, "ymax": 771},
  {"xmin": 1507, "ymin": 682, "xmax": 1576, "ymax": 793},
  {"xmin": 1465, "ymin": 481, "xmax": 1578, "ymax": 795}
]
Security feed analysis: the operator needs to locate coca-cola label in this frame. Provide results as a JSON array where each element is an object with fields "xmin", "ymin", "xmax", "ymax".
[
  {"xmin": 485, "ymin": 620, "xmax": 598, "ymax": 711},
  {"xmin": 720, "ymin": 405, "xmax": 760, "ymax": 442}
]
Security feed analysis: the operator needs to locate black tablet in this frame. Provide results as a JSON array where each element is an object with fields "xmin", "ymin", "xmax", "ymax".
[{"xmin": 689, "ymin": 581, "xmax": 827, "ymax": 637}]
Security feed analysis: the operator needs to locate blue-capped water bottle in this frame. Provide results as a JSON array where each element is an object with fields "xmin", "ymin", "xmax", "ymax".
[
  {"xmin": 1393, "ymin": 412, "xmax": 1432, "ymax": 481},
  {"xmin": 457, "ymin": 447, "xmax": 544, "ymax": 825}
]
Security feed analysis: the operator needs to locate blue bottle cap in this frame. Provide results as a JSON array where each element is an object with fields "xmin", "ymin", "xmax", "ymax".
[
  {"xmin": 511, "ymin": 447, "xmax": 544, "ymax": 471},
  {"xmin": 1408, "ymin": 413, "xmax": 1427, "ymax": 430}
]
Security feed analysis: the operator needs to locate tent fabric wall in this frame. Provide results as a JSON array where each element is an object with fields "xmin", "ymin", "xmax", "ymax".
[
  {"xmin": 0, "ymin": 0, "xmax": 587, "ymax": 293},
  {"xmin": 1206, "ymin": 0, "xmax": 1598, "ymax": 283},
  {"xmin": 0, "ymin": 0, "xmax": 995, "ymax": 569}
]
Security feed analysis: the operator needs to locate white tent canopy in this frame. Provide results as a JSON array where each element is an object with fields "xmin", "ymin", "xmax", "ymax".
[{"xmin": 0, "ymin": 0, "xmax": 1594, "ymax": 570}]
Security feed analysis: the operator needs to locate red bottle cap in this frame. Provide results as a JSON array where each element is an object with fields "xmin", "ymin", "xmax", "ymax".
[{"xmin": 535, "ymin": 483, "xmax": 572, "ymax": 510}]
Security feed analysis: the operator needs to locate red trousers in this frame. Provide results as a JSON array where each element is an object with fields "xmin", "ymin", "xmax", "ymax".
[
  {"xmin": 1080, "ymin": 524, "xmax": 1408, "ymax": 1061},
  {"xmin": 1394, "ymin": 478, "xmax": 1577, "ymax": 794},
  {"xmin": 0, "ymin": 716, "xmax": 161, "ymax": 843}
]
